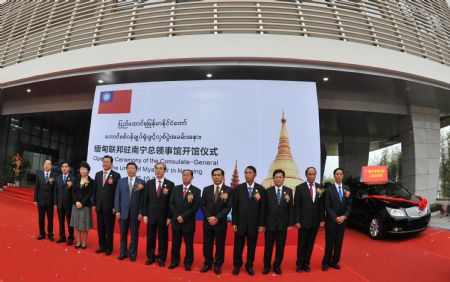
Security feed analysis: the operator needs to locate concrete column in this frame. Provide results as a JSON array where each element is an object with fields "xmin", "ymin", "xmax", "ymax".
[
  {"xmin": 0, "ymin": 116, "xmax": 6, "ymax": 176},
  {"xmin": 0, "ymin": 90, "xmax": 6, "ymax": 176},
  {"xmin": 338, "ymin": 137, "xmax": 370, "ymax": 180},
  {"xmin": 401, "ymin": 105, "xmax": 440, "ymax": 203},
  {"xmin": 320, "ymin": 142, "xmax": 327, "ymax": 183}
]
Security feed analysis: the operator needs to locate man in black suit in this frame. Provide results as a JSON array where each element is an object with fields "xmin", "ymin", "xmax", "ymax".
[
  {"xmin": 168, "ymin": 169, "xmax": 201, "ymax": 271},
  {"xmin": 232, "ymin": 166, "xmax": 266, "ymax": 276},
  {"xmin": 34, "ymin": 159, "xmax": 56, "ymax": 241},
  {"xmin": 92, "ymin": 155, "xmax": 121, "ymax": 256},
  {"xmin": 115, "ymin": 162, "xmax": 146, "ymax": 262},
  {"xmin": 295, "ymin": 167, "xmax": 325, "ymax": 273},
  {"xmin": 322, "ymin": 168, "xmax": 352, "ymax": 271},
  {"xmin": 200, "ymin": 168, "xmax": 232, "ymax": 275},
  {"xmin": 142, "ymin": 162, "xmax": 174, "ymax": 267},
  {"xmin": 54, "ymin": 161, "xmax": 75, "ymax": 245},
  {"xmin": 263, "ymin": 169, "xmax": 294, "ymax": 275}
]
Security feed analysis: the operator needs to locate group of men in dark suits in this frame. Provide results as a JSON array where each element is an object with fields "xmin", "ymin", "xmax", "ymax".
[
  {"xmin": 35, "ymin": 155, "xmax": 351, "ymax": 275},
  {"xmin": 34, "ymin": 160, "xmax": 76, "ymax": 245}
]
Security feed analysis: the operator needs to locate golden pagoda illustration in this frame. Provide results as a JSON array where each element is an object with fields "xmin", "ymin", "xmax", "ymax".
[
  {"xmin": 262, "ymin": 112, "xmax": 304, "ymax": 190},
  {"xmin": 230, "ymin": 160, "xmax": 240, "ymax": 188}
]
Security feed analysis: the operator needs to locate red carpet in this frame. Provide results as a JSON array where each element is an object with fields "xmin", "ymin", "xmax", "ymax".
[{"xmin": 1, "ymin": 187, "xmax": 450, "ymax": 281}]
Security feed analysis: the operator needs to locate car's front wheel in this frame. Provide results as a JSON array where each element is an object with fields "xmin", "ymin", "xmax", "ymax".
[{"xmin": 369, "ymin": 216, "xmax": 383, "ymax": 240}]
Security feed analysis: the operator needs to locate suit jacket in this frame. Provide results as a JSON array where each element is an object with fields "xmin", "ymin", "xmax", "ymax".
[
  {"xmin": 142, "ymin": 178, "xmax": 175, "ymax": 223},
  {"xmin": 201, "ymin": 184, "xmax": 232, "ymax": 230},
  {"xmin": 324, "ymin": 183, "xmax": 352, "ymax": 229},
  {"xmin": 114, "ymin": 177, "xmax": 145, "ymax": 221},
  {"xmin": 294, "ymin": 182, "xmax": 325, "ymax": 229},
  {"xmin": 34, "ymin": 170, "xmax": 57, "ymax": 206},
  {"xmin": 72, "ymin": 176, "xmax": 94, "ymax": 207},
  {"xmin": 232, "ymin": 182, "xmax": 266, "ymax": 236},
  {"xmin": 93, "ymin": 170, "xmax": 121, "ymax": 213},
  {"xmin": 54, "ymin": 173, "xmax": 74, "ymax": 210},
  {"xmin": 265, "ymin": 186, "xmax": 294, "ymax": 231},
  {"xmin": 169, "ymin": 184, "xmax": 201, "ymax": 232}
]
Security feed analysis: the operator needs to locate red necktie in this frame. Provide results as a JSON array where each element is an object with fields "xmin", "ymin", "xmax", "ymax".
[
  {"xmin": 156, "ymin": 181, "xmax": 162, "ymax": 198},
  {"xmin": 102, "ymin": 171, "xmax": 107, "ymax": 186},
  {"xmin": 309, "ymin": 183, "xmax": 314, "ymax": 200},
  {"xmin": 183, "ymin": 186, "xmax": 187, "ymax": 198}
]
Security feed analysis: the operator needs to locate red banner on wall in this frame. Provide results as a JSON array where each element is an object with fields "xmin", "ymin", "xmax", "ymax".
[{"xmin": 360, "ymin": 166, "xmax": 388, "ymax": 184}]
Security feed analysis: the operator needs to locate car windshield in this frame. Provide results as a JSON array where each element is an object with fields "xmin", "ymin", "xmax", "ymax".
[{"xmin": 369, "ymin": 183, "xmax": 411, "ymax": 197}]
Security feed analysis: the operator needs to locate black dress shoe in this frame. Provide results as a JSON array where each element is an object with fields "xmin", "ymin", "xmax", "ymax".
[
  {"xmin": 56, "ymin": 238, "xmax": 66, "ymax": 243},
  {"xmin": 48, "ymin": 236, "xmax": 55, "ymax": 242},
  {"xmin": 37, "ymin": 235, "xmax": 45, "ymax": 240},
  {"xmin": 296, "ymin": 266, "xmax": 303, "ymax": 273},
  {"xmin": 304, "ymin": 266, "xmax": 311, "ymax": 272},
  {"xmin": 67, "ymin": 240, "xmax": 74, "ymax": 246},
  {"xmin": 130, "ymin": 257, "xmax": 136, "ymax": 262},
  {"xmin": 214, "ymin": 265, "xmax": 222, "ymax": 275},
  {"xmin": 168, "ymin": 263, "xmax": 178, "ymax": 269},
  {"xmin": 81, "ymin": 245, "xmax": 87, "ymax": 249},
  {"xmin": 118, "ymin": 255, "xmax": 127, "ymax": 260},
  {"xmin": 200, "ymin": 264, "xmax": 212, "ymax": 273},
  {"xmin": 322, "ymin": 265, "xmax": 329, "ymax": 271},
  {"xmin": 262, "ymin": 267, "xmax": 270, "ymax": 275},
  {"xmin": 185, "ymin": 265, "xmax": 192, "ymax": 271},
  {"xmin": 96, "ymin": 248, "xmax": 105, "ymax": 254},
  {"xmin": 246, "ymin": 267, "xmax": 255, "ymax": 276},
  {"xmin": 105, "ymin": 250, "xmax": 112, "ymax": 256},
  {"xmin": 145, "ymin": 258, "xmax": 156, "ymax": 265},
  {"xmin": 273, "ymin": 267, "xmax": 282, "ymax": 275},
  {"xmin": 157, "ymin": 259, "xmax": 165, "ymax": 267},
  {"xmin": 232, "ymin": 267, "xmax": 240, "ymax": 275},
  {"xmin": 75, "ymin": 244, "xmax": 81, "ymax": 249},
  {"xmin": 330, "ymin": 263, "xmax": 341, "ymax": 270}
]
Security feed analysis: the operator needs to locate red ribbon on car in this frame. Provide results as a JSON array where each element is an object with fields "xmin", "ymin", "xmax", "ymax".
[{"xmin": 365, "ymin": 195, "xmax": 428, "ymax": 211}]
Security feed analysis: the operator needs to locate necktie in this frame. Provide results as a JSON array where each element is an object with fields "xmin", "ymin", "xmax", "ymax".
[
  {"xmin": 248, "ymin": 187, "xmax": 253, "ymax": 199},
  {"xmin": 45, "ymin": 172, "xmax": 49, "ymax": 182},
  {"xmin": 156, "ymin": 181, "xmax": 162, "ymax": 197},
  {"xmin": 309, "ymin": 183, "xmax": 314, "ymax": 201},
  {"xmin": 63, "ymin": 175, "xmax": 67, "ymax": 184},
  {"xmin": 103, "ymin": 171, "xmax": 108, "ymax": 186},
  {"xmin": 276, "ymin": 188, "xmax": 281, "ymax": 204},
  {"xmin": 183, "ymin": 186, "xmax": 188, "ymax": 198},
  {"xmin": 338, "ymin": 185, "xmax": 343, "ymax": 202},
  {"xmin": 214, "ymin": 186, "xmax": 220, "ymax": 202},
  {"xmin": 128, "ymin": 178, "xmax": 133, "ymax": 198}
]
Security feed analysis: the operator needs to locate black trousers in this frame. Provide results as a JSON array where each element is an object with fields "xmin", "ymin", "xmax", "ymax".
[
  {"xmin": 171, "ymin": 230, "xmax": 194, "ymax": 266},
  {"xmin": 322, "ymin": 225, "xmax": 345, "ymax": 266},
  {"xmin": 264, "ymin": 229, "xmax": 287, "ymax": 269},
  {"xmin": 146, "ymin": 219, "xmax": 168, "ymax": 261},
  {"xmin": 57, "ymin": 206, "xmax": 74, "ymax": 240},
  {"xmin": 119, "ymin": 218, "xmax": 140, "ymax": 258},
  {"xmin": 296, "ymin": 225, "xmax": 319, "ymax": 268},
  {"xmin": 203, "ymin": 226, "xmax": 226, "ymax": 267},
  {"xmin": 233, "ymin": 232, "xmax": 258, "ymax": 268},
  {"xmin": 97, "ymin": 208, "xmax": 116, "ymax": 252},
  {"xmin": 38, "ymin": 204, "xmax": 53, "ymax": 237}
]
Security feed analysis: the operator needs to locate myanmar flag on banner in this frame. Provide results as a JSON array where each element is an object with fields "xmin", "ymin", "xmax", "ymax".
[{"xmin": 98, "ymin": 90, "xmax": 132, "ymax": 114}]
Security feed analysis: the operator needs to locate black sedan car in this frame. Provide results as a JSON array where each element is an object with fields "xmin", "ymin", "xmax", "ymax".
[{"xmin": 348, "ymin": 181, "xmax": 430, "ymax": 239}]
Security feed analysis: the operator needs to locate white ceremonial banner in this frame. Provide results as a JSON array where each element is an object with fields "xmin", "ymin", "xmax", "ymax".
[{"xmin": 87, "ymin": 80, "xmax": 320, "ymax": 189}]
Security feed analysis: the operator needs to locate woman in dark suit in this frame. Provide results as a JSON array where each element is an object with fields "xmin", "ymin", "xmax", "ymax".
[{"xmin": 70, "ymin": 161, "xmax": 94, "ymax": 249}]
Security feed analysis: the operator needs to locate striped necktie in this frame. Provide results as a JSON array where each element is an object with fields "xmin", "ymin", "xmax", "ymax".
[{"xmin": 276, "ymin": 188, "xmax": 281, "ymax": 204}]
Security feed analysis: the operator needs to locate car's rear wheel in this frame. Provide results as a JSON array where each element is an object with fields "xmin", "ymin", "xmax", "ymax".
[{"xmin": 369, "ymin": 216, "xmax": 383, "ymax": 240}]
